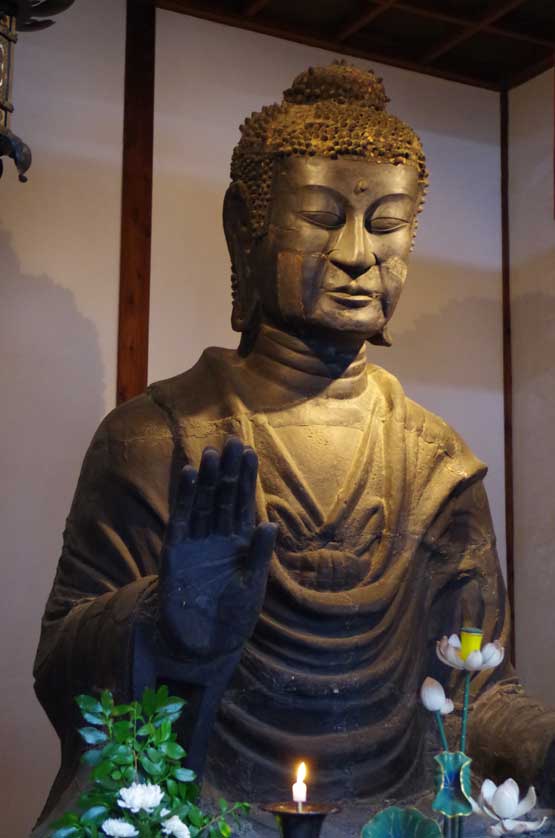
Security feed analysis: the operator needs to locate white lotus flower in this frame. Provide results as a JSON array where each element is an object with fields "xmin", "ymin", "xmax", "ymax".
[
  {"xmin": 436, "ymin": 634, "xmax": 504, "ymax": 672},
  {"xmin": 420, "ymin": 677, "xmax": 454, "ymax": 715},
  {"xmin": 473, "ymin": 778, "xmax": 547, "ymax": 836},
  {"xmin": 117, "ymin": 782, "xmax": 164, "ymax": 813},
  {"xmin": 162, "ymin": 815, "xmax": 191, "ymax": 838},
  {"xmin": 101, "ymin": 819, "xmax": 139, "ymax": 837}
]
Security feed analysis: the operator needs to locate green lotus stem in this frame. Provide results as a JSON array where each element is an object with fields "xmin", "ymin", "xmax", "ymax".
[
  {"xmin": 434, "ymin": 710, "xmax": 449, "ymax": 751},
  {"xmin": 460, "ymin": 672, "xmax": 471, "ymax": 752}
]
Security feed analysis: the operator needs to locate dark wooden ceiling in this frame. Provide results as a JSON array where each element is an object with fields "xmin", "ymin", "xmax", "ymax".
[{"xmin": 157, "ymin": 0, "xmax": 555, "ymax": 90}]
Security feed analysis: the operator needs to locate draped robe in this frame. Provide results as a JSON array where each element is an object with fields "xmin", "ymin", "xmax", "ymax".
[{"xmin": 33, "ymin": 332, "xmax": 555, "ymax": 826}]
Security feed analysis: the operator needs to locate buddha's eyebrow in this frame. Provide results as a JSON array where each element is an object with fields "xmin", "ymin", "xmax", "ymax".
[
  {"xmin": 367, "ymin": 192, "xmax": 416, "ymax": 214},
  {"xmin": 297, "ymin": 184, "xmax": 347, "ymax": 204}
]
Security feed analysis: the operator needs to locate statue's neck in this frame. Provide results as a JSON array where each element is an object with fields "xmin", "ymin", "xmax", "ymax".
[{"xmin": 243, "ymin": 324, "xmax": 368, "ymax": 401}]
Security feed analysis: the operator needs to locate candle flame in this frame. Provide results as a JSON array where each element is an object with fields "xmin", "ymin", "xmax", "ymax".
[{"xmin": 296, "ymin": 762, "xmax": 307, "ymax": 783}]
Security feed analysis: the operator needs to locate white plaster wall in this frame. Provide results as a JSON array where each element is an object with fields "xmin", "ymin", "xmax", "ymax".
[
  {"xmin": 151, "ymin": 11, "xmax": 506, "ymax": 571},
  {"xmin": 509, "ymin": 70, "xmax": 555, "ymax": 703},
  {"xmin": 0, "ymin": 2, "xmax": 125, "ymax": 834}
]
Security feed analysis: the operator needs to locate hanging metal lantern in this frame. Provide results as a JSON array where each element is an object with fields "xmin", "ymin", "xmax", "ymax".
[{"xmin": 0, "ymin": 1, "xmax": 76, "ymax": 182}]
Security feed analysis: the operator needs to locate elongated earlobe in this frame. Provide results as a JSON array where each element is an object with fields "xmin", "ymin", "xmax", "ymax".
[
  {"xmin": 223, "ymin": 182, "xmax": 260, "ymax": 336},
  {"xmin": 368, "ymin": 326, "xmax": 392, "ymax": 347}
]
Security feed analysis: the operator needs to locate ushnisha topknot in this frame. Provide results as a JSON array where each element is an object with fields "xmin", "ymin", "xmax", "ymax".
[{"xmin": 230, "ymin": 61, "xmax": 428, "ymax": 236}]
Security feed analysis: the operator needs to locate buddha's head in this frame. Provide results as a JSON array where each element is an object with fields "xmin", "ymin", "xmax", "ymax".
[{"xmin": 224, "ymin": 62, "xmax": 428, "ymax": 353}]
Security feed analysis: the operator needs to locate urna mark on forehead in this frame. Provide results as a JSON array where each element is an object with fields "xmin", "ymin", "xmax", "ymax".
[
  {"xmin": 230, "ymin": 62, "xmax": 428, "ymax": 235},
  {"xmin": 271, "ymin": 156, "xmax": 420, "ymax": 208}
]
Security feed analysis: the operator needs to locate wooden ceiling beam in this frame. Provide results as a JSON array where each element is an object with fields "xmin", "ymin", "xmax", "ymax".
[
  {"xmin": 422, "ymin": 0, "xmax": 529, "ymax": 64},
  {"xmin": 504, "ymin": 52, "xmax": 555, "ymax": 90},
  {"xmin": 243, "ymin": 0, "xmax": 269, "ymax": 17},
  {"xmin": 387, "ymin": 1, "xmax": 555, "ymax": 49},
  {"xmin": 337, "ymin": 0, "xmax": 398, "ymax": 43},
  {"xmin": 156, "ymin": 0, "xmax": 500, "ymax": 89}
]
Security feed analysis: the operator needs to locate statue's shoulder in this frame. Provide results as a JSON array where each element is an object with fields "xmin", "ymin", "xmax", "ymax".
[
  {"xmin": 96, "ymin": 349, "xmax": 231, "ymax": 448},
  {"xmin": 368, "ymin": 363, "xmax": 486, "ymax": 475}
]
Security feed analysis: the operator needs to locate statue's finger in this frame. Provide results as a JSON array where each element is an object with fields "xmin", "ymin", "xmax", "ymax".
[
  {"xmin": 245, "ymin": 522, "xmax": 278, "ymax": 593},
  {"xmin": 166, "ymin": 464, "xmax": 197, "ymax": 544},
  {"xmin": 235, "ymin": 446, "xmax": 258, "ymax": 533},
  {"xmin": 214, "ymin": 436, "xmax": 244, "ymax": 535},
  {"xmin": 190, "ymin": 447, "xmax": 219, "ymax": 538}
]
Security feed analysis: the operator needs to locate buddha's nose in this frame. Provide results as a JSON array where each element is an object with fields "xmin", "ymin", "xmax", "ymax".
[{"xmin": 329, "ymin": 217, "xmax": 376, "ymax": 280}]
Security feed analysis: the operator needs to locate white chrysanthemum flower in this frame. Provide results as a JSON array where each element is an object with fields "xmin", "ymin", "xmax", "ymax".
[
  {"xmin": 436, "ymin": 634, "xmax": 504, "ymax": 672},
  {"xmin": 472, "ymin": 778, "xmax": 547, "ymax": 836},
  {"xmin": 101, "ymin": 819, "xmax": 139, "ymax": 837},
  {"xmin": 117, "ymin": 782, "xmax": 164, "ymax": 813},
  {"xmin": 420, "ymin": 677, "xmax": 454, "ymax": 715},
  {"xmin": 162, "ymin": 815, "xmax": 191, "ymax": 838}
]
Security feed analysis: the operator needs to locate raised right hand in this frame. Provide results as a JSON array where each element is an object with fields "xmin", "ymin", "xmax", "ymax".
[{"xmin": 159, "ymin": 437, "xmax": 277, "ymax": 659}]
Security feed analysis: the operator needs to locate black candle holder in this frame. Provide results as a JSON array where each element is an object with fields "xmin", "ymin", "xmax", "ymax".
[{"xmin": 261, "ymin": 802, "xmax": 340, "ymax": 838}]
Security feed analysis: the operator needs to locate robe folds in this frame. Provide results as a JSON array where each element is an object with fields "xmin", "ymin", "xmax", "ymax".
[{"xmin": 34, "ymin": 346, "xmax": 555, "ymax": 824}]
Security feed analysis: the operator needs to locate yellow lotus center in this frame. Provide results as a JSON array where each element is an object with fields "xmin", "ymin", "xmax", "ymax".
[{"xmin": 460, "ymin": 627, "xmax": 483, "ymax": 661}]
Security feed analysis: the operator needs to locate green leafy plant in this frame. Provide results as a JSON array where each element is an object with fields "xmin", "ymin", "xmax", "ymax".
[{"xmin": 48, "ymin": 687, "xmax": 249, "ymax": 838}]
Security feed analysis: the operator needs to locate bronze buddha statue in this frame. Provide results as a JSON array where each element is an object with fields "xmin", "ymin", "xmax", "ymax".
[{"xmin": 33, "ymin": 63, "xmax": 555, "ymax": 831}]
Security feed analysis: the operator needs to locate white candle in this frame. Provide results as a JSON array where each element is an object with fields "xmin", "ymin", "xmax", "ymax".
[{"xmin": 292, "ymin": 762, "xmax": 307, "ymax": 807}]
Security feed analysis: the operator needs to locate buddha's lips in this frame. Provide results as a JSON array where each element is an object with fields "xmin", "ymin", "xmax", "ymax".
[{"xmin": 327, "ymin": 289, "xmax": 383, "ymax": 308}]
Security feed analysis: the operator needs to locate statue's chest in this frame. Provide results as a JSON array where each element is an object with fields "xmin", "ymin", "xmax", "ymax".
[{"xmin": 270, "ymin": 424, "xmax": 364, "ymax": 515}]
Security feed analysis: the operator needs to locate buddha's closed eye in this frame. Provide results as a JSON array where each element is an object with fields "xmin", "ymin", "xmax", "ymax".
[{"xmin": 299, "ymin": 210, "xmax": 345, "ymax": 229}]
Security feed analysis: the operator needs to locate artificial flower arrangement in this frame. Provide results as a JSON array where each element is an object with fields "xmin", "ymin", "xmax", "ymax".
[
  {"xmin": 362, "ymin": 628, "xmax": 547, "ymax": 838},
  {"xmin": 48, "ymin": 686, "xmax": 249, "ymax": 838}
]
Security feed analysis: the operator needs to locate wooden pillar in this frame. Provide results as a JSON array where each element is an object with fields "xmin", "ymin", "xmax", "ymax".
[
  {"xmin": 117, "ymin": 0, "xmax": 156, "ymax": 404},
  {"xmin": 500, "ymin": 88, "xmax": 515, "ymax": 660}
]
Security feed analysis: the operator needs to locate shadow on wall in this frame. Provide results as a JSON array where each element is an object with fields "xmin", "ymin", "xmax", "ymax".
[
  {"xmin": 374, "ymin": 257, "xmax": 502, "ymax": 392},
  {"xmin": 511, "ymin": 249, "xmax": 555, "ymax": 702},
  {"xmin": 0, "ymin": 228, "xmax": 105, "ymax": 835}
]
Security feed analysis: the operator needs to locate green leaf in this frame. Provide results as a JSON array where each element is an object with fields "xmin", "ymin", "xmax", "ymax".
[
  {"xmin": 81, "ymin": 749, "xmax": 102, "ymax": 766},
  {"xmin": 111, "ymin": 770, "xmax": 122, "ymax": 781},
  {"xmin": 113, "ymin": 720, "xmax": 132, "ymax": 743},
  {"xmin": 159, "ymin": 698, "xmax": 186, "ymax": 715},
  {"xmin": 123, "ymin": 766, "xmax": 136, "ymax": 784},
  {"xmin": 139, "ymin": 755, "xmax": 164, "ymax": 776},
  {"xmin": 109, "ymin": 744, "xmax": 134, "ymax": 765},
  {"xmin": 51, "ymin": 827, "xmax": 82, "ymax": 838},
  {"xmin": 156, "ymin": 685, "xmax": 169, "ymax": 702},
  {"xmin": 174, "ymin": 767, "xmax": 196, "ymax": 782},
  {"xmin": 100, "ymin": 691, "xmax": 114, "ymax": 712},
  {"xmin": 159, "ymin": 741, "xmax": 186, "ymax": 760},
  {"xmin": 361, "ymin": 807, "xmax": 443, "ymax": 838},
  {"xmin": 112, "ymin": 703, "xmax": 134, "ymax": 717},
  {"xmin": 188, "ymin": 805, "xmax": 203, "ymax": 827},
  {"xmin": 91, "ymin": 761, "xmax": 113, "ymax": 781},
  {"xmin": 79, "ymin": 727, "xmax": 108, "ymax": 745},
  {"xmin": 142, "ymin": 686, "xmax": 161, "ymax": 716},
  {"xmin": 82, "ymin": 712, "xmax": 105, "ymax": 726},
  {"xmin": 137, "ymin": 723, "xmax": 154, "ymax": 737},
  {"xmin": 159, "ymin": 719, "xmax": 172, "ymax": 742},
  {"xmin": 77, "ymin": 790, "xmax": 112, "ymax": 809},
  {"xmin": 52, "ymin": 813, "xmax": 80, "ymax": 827},
  {"xmin": 146, "ymin": 746, "xmax": 165, "ymax": 764},
  {"xmin": 218, "ymin": 819, "xmax": 232, "ymax": 837},
  {"xmin": 75, "ymin": 695, "xmax": 103, "ymax": 716},
  {"xmin": 80, "ymin": 805, "xmax": 109, "ymax": 825}
]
